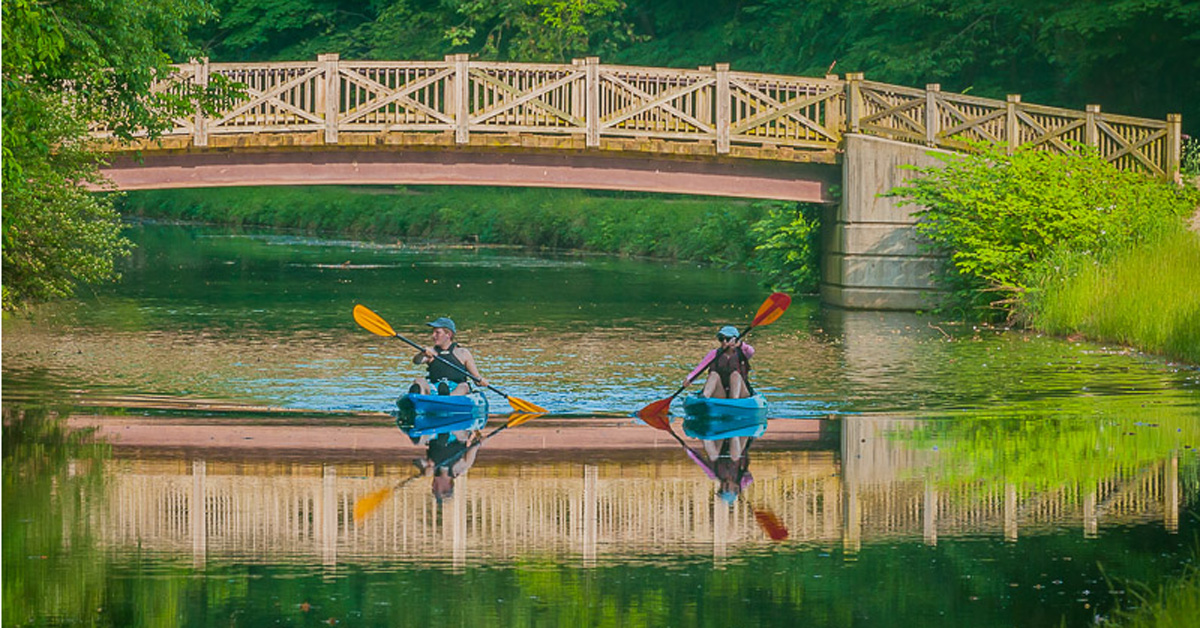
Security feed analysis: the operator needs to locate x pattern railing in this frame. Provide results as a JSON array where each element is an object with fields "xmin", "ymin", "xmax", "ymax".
[{"xmin": 94, "ymin": 55, "xmax": 1182, "ymax": 179}]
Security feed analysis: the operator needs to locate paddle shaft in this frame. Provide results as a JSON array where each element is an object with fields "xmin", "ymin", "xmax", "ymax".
[{"xmin": 392, "ymin": 331, "xmax": 516, "ymax": 400}]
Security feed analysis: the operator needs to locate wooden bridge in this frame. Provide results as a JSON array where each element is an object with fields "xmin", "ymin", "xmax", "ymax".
[{"xmin": 95, "ymin": 55, "xmax": 1184, "ymax": 309}]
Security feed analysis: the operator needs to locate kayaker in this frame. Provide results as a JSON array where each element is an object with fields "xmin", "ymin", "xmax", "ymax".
[
  {"xmin": 408, "ymin": 316, "xmax": 489, "ymax": 396},
  {"xmin": 703, "ymin": 436, "xmax": 753, "ymax": 504},
  {"xmin": 415, "ymin": 430, "xmax": 483, "ymax": 503},
  {"xmin": 683, "ymin": 325, "xmax": 755, "ymax": 399}
]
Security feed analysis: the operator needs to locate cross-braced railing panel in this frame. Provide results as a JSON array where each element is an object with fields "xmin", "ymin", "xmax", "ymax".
[
  {"xmin": 208, "ymin": 62, "xmax": 326, "ymax": 133},
  {"xmin": 599, "ymin": 65, "xmax": 717, "ymax": 139},
  {"xmin": 338, "ymin": 61, "xmax": 456, "ymax": 131},
  {"xmin": 856, "ymin": 81, "xmax": 928, "ymax": 143},
  {"xmin": 468, "ymin": 62, "xmax": 587, "ymax": 132},
  {"xmin": 930, "ymin": 91, "xmax": 1008, "ymax": 147},
  {"xmin": 728, "ymin": 72, "xmax": 843, "ymax": 148},
  {"xmin": 1096, "ymin": 116, "xmax": 1170, "ymax": 178}
]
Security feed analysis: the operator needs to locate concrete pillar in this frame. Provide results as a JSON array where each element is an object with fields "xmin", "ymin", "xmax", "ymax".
[{"xmin": 820, "ymin": 133, "xmax": 950, "ymax": 310}]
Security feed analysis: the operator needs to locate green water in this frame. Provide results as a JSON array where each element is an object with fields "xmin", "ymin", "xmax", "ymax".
[{"xmin": 3, "ymin": 221, "xmax": 1199, "ymax": 627}]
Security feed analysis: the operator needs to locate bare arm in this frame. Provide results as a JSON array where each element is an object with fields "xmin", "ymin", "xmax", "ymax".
[{"xmin": 456, "ymin": 347, "xmax": 489, "ymax": 387}]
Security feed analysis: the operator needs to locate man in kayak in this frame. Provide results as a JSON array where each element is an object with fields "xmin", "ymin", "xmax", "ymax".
[
  {"xmin": 683, "ymin": 325, "xmax": 755, "ymax": 399},
  {"xmin": 408, "ymin": 317, "xmax": 489, "ymax": 396}
]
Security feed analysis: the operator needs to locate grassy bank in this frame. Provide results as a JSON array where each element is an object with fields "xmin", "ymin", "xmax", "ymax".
[
  {"xmin": 1112, "ymin": 547, "xmax": 1200, "ymax": 628},
  {"xmin": 1026, "ymin": 229, "xmax": 1200, "ymax": 363},
  {"xmin": 117, "ymin": 185, "xmax": 822, "ymax": 292}
]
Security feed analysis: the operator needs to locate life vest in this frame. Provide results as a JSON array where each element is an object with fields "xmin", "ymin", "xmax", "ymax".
[
  {"xmin": 711, "ymin": 346, "xmax": 751, "ymax": 394},
  {"xmin": 427, "ymin": 343, "xmax": 469, "ymax": 384}
]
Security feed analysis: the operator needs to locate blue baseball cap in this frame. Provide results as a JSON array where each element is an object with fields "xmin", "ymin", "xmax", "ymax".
[
  {"xmin": 426, "ymin": 317, "xmax": 457, "ymax": 333},
  {"xmin": 718, "ymin": 325, "xmax": 739, "ymax": 339}
]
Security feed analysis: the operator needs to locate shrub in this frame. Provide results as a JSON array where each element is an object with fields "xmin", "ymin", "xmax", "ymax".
[
  {"xmin": 748, "ymin": 201, "xmax": 821, "ymax": 293},
  {"xmin": 890, "ymin": 143, "xmax": 1199, "ymax": 319}
]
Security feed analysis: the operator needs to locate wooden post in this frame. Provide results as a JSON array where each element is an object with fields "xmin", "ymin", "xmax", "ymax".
[
  {"xmin": 193, "ymin": 58, "xmax": 209, "ymax": 147},
  {"xmin": 1005, "ymin": 95, "xmax": 1021, "ymax": 155},
  {"xmin": 716, "ymin": 63, "xmax": 730, "ymax": 154},
  {"xmin": 318, "ymin": 53, "xmax": 340, "ymax": 144},
  {"xmin": 571, "ymin": 58, "xmax": 585, "ymax": 131},
  {"xmin": 825, "ymin": 74, "xmax": 842, "ymax": 139},
  {"xmin": 1085, "ymin": 104, "xmax": 1100, "ymax": 149},
  {"xmin": 453, "ymin": 53, "xmax": 471, "ymax": 145},
  {"xmin": 1165, "ymin": 114, "xmax": 1182, "ymax": 183},
  {"xmin": 586, "ymin": 57, "xmax": 600, "ymax": 148},
  {"xmin": 846, "ymin": 73, "xmax": 864, "ymax": 133},
  {"xmin": 925, "ymin": 83, "xmax": 940, "ymax": 146}
]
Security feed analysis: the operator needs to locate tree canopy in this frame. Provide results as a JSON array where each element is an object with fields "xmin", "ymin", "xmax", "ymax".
[{"xmin": 2, "ymin": 0, "xmax": 221, "ymax": 309}]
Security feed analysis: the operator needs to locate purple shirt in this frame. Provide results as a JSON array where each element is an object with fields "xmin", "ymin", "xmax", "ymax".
[{"xmin": 686, "ymin": 343, "xmax": 754, "ymax": 383}]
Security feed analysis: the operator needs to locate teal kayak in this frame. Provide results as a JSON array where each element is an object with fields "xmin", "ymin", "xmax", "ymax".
[
  {"xmin": 682, "ymin": 393, "xmax": 767, "ymax": 417},
  {"xmin": 683, "ymin": 411, "xmax": 767, "ymax": 440}
]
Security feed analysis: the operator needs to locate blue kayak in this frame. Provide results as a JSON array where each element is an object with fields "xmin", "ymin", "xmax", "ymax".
[
  {"xmin": 396, "ymin": 391, "xmax": 489, "ymax": 438},
  {"xmin": 682, "ymin": 393, "xmax": 767, "ymax": 418},
  {"xmin": 398, "ymin": 390, "xmax": 488, "ymax": 414}
]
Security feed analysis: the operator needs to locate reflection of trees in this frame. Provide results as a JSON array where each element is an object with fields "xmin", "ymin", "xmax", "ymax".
[{"xmin": 2, "ymin": 406, "xmax": 111, "ymax": 624}]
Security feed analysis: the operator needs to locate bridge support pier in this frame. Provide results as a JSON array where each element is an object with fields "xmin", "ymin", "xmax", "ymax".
[{"xmin": 820, "ymin": 134, "xmax": 949, "ymax": 310}]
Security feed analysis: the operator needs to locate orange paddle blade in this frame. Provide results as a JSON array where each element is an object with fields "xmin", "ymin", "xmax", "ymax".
[
  {"xmin": 353, "ymin": 304, "xmax": 397, "ymax": 337},
  {"xmin": 754, "ymin": 509, "xmax": 790, "ymax": 541},
  {"xmin": 750, "ymin": 292, "xmax": 792, "ymax": 328},
  {"xmin": 637, "ymin": 397, "xmax": 674, "ymax": 424}
]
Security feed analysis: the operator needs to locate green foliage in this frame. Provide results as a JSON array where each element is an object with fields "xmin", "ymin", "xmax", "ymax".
[
  {"xmin": 119, "ymin": 185, "xmax": 777, "ymax": 267},
  {"xmin": 1183, "ymin": 136, "xmax": 1200, "ymax": 179},
  {"xmin": 2, "ymin": 0, "xmax": 228, "ymax": 310},
  {"xmin": 890, "ymin": 143, "xmax": 1199, "ymax": 318},
  {"xmin": 748, "ymin": 201, "xmax": 821, "ymax": 293},
  {"xmin": 1027, "ymin": 229, "xmax": 1200, "ymax": 363}
]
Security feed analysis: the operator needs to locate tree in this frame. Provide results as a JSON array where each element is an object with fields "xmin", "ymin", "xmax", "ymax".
[{"xmin": 2, "ymin": 0, "xmax": 222, "ymax": 310}]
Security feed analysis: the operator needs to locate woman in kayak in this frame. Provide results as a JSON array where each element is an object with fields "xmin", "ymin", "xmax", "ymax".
[
  {"xmin": 683, "ymin": 325, "xmax": 755, "ymax": 399},
  {"xmin": 409, "ymin": 316, "xmax": 489, "ymax": 396}
]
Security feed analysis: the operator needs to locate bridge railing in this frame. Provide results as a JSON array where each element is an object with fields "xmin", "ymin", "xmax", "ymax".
[{"xmin": 93, "ymin": 55, "xmax": 1181, "ymax": 179}]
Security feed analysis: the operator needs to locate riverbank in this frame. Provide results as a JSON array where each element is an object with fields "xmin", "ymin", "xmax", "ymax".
[{"xmin": 117, "ymin": 185, "xmax": 821, "ymax": 292}]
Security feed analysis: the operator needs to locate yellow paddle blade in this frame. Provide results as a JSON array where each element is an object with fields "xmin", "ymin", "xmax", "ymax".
[
  {"xmin": 507, "ymin": 395, "xmax": 547, "ymax": 413},
  {"xmin": 353, "ymin": 485, "xmax": 395, "ymax": 523},
  {"xmin": 353, "ymin": 304, "xmax": 397, "ymax": 337},
  {"xmin": 505, "ymin": 412, "xmax": 545, "ymax": 428},
  {"xmin": 750, "ymin": 292, "xmax": 791, "ymax": 328}
]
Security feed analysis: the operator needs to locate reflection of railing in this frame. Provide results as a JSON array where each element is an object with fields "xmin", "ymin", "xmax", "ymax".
[
  {"xmin": 89, "ymin": 445, "xmax": 1183, "ymax": 566},
  {"xmin": 91, "ymin": 55, "xmax": 1181, "ymax": 179}
]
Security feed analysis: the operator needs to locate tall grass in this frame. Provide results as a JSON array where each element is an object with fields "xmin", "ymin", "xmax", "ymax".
[
  {"xmin": 1028, "ymin": 229, "xmax": 1200, "ymax": 363},
  {"xmin": 1111, "ymin": 554, "xmax": 1200, "ymax": 628}
]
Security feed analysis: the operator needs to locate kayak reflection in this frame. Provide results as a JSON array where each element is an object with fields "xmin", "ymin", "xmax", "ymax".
[{"xmin": 682, "ymin": 409, "xmax": 768, "ymax": 504}]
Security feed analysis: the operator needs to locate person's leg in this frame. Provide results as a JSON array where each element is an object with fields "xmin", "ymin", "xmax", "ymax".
[
  {"xmin": 450, "ymin": 381, "xmax": 471, "ymax": 396},
  {"xmin": 727, "ymin": 372, "xmax": 749, "ymax": 399},
  {"xmin": 727, "ymin": 436, "xmax": 746, "ymax": 460},
  {"xmin": 701, "ymin": 371, "xmax": 727, "ymax": 398},
  {"xmin": 411, "ymin": 378, "xmax": 431, "ymax": 394},
  {"xmin": 703, "ymin": 439, "xmax": 722, "ymax": 461}
]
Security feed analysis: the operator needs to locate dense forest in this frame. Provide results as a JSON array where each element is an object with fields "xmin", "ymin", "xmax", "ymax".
[{"xmin": 192, "ymin": 0, "xmax": 1200, "ymax": 133}]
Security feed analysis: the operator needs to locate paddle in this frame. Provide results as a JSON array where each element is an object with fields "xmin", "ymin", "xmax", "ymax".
[
  {"xmin": 636, "ymin": 292, "xmax": 791, "ymax": 420},
  {"xmin": 643, "ymin": 415, "xmax": 789, "ymax": 541},
  {"xmin": 353, "ymin": 304, "xmax": 547, "ymax": 413},
  {"xmin": 352, "ymin": 411, "xmax": 544, "ymax": 523}
]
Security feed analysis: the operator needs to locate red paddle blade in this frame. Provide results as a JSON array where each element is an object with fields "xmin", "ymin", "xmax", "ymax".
[
  {"xmin": 637, "ymin": 400, "xmax": 673, "ymax": 428},
  {"xmin": 638, "ymin": 398, "xmax": 676, "ymax": 422},
  {"xmin": 750, "ymin": 292, "xmax": 792, "ymax": 329},
  {"xmin": 754, "ymin": 509, "xmax": 790, "ymax": 541}
]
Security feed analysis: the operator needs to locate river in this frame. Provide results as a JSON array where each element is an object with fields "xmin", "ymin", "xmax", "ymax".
[{"xmin": 3, "ymin": 221, "xmax": 1198, "ymax": 627}]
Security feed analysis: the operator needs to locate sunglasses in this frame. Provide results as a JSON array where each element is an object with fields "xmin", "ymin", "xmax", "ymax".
[{"xmin": 717, "ymin": 335, "xmax": 736, "ymax": 342}]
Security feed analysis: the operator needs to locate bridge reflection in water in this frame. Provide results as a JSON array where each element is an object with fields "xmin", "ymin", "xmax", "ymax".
[{"xmin": 91, "ymin": 418, "xmax": 1184, "ymax": 570}]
